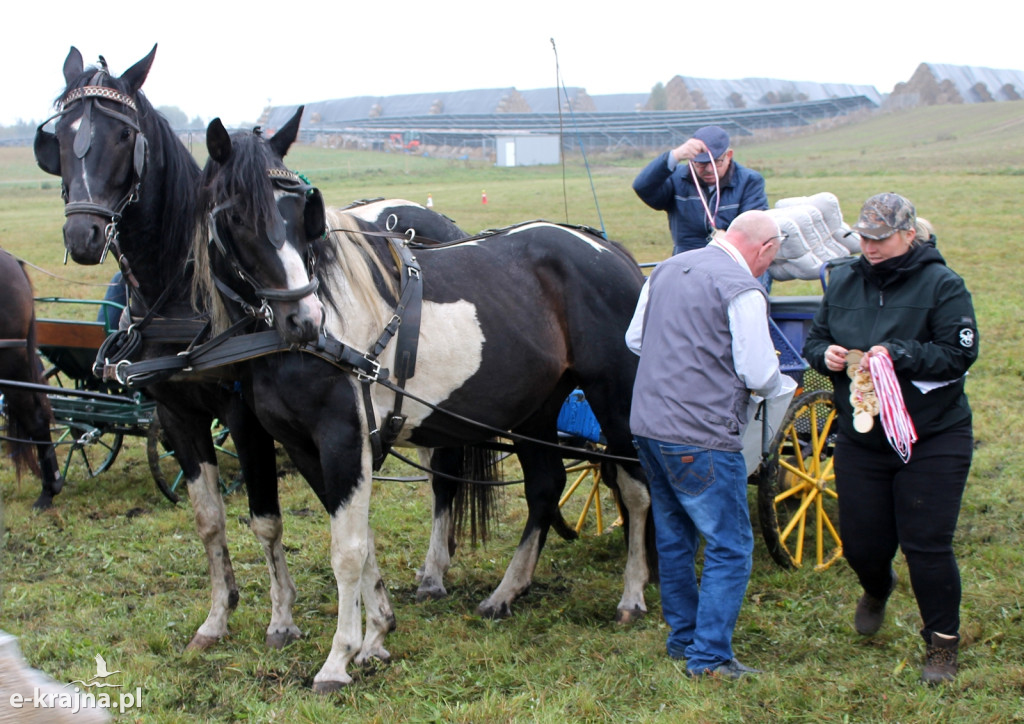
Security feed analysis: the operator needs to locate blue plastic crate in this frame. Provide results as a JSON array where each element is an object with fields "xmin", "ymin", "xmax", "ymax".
[
  {"xmin": 769, "ymin": 316, "xmax": 808, "ymax": 376},
  {"xmin": 557, "ymin": 389, "xmax": 603, "ymax": 443}
]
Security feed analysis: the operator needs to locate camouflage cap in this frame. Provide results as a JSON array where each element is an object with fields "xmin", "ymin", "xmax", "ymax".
[{"xmin": 851, "ymin": 193, "xmax": 916, "ymax": 240}]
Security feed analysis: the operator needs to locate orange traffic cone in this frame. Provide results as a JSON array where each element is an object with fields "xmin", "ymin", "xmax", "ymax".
[
  {"xmin": 481, "ymin": 190, "xmax": 488, "ymax": 205},
  {"xmin": 426, "ymin": 193, "xmax": 433, "ymax": 208}
]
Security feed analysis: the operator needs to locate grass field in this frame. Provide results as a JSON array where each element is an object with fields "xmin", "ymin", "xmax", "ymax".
[{"xmin": 2, "ymin": 101, "xmax": 1024, "ymax": 723}]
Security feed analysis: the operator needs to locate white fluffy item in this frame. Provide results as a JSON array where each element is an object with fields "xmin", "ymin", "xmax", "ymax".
[{"xmin": 767, "ymin": 192, "xmax": 859, "ymax": 281}]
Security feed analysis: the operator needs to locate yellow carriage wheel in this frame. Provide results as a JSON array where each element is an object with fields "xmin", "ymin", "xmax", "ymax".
[{"xmin": 757, "ymin": 389, "xmax": 843, "ymax": 571}]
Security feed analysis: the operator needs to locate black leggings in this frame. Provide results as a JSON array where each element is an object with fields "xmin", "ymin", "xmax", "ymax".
[{"xmin": 834, "ymin": 426, "xmax": 972, "ymax": 642}]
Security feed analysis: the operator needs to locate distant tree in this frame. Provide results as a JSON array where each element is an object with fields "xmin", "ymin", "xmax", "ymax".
[
  {"xmin": 648, "ymin": 82, "xmax": 668, "ymax": 111},
  {"xmin": 0, "ymin": 119, "xmax": 38, "ymax": 139},
  {"xmin": 187, "ymin": 115, "xmax": 205, "ymax": 130},
  {"xmin": 156, "ymin": 105, "xmax": 188, "ymax": 129}
]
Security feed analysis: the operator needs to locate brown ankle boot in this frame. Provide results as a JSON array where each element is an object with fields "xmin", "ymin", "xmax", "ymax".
[
  {"xmin": 854, "ymin": 570, "xmax": 898, "ymax": 635},
  {"xmin": 921, "ymin": 632, "xmax": 959, "ymax": 685}
]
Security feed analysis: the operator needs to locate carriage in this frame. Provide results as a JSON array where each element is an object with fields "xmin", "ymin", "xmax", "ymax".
[{"xmin": 19, "ymin": 296, "xmax": 240, "ymax": 504}]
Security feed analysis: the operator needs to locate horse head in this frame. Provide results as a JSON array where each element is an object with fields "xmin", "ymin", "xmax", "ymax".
[
  {"xmin": 199, "ymin": 106, "xmax": 326, "ymax": 344},
  {"xmin": 34, "ymin": 45, "xmax": 156, "ymax": 265}
]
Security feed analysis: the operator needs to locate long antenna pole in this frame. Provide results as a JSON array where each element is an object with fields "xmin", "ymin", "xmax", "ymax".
[{"xmin": 551, "ymin": 38, "xmax": 569, "ymax": 224}]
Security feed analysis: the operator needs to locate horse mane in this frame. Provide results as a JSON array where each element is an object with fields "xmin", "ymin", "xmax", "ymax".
[
  {"xmin": 58, "ymin": 63, "xmax": 202, "ymax": 288},
  {"xmin": 192, "ymin": 128, "xmax": 281, "ymax": 332},
  {"xmin": 321, "ymin": 209, "xmax": 399, "ymax": 330}
]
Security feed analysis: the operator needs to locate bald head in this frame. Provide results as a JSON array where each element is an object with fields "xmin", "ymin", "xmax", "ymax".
[{"xmin": 723, "ymin": 210, "xmax": 783, "ymax": 277}]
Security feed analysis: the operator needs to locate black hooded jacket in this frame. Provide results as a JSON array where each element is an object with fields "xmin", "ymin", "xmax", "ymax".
[{"xmin": 803, "ymin": 242, "xmax": 978, "ymax": 450}]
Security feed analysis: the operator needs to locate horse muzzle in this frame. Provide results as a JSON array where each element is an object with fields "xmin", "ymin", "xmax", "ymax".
[
  {"xmin": 62, "ymin": 212, "xmax": 110, "ymax": 265},
  {"xmin": 277, "ymin": 296, "xmax": 324, "ymax": 344}
]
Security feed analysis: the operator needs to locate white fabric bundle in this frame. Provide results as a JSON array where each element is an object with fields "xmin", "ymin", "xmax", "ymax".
[{"xmin": 767, "ymin": 192, "xmax": 858, "ymax": 281}]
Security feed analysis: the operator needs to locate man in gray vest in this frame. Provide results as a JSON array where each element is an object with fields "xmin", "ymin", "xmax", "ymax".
[{"xmin": 626, "ymin": 209, "xmax": 784, "ymax": 678}]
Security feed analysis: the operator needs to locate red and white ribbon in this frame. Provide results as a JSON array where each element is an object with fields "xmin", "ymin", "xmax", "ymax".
[
  {"xmin": 688, "ymin": 161, "xmax": 721, "ymax": 231},
  {"xmin": 869, "ymin": 352, "xmax": 918, "ymax": 462}
]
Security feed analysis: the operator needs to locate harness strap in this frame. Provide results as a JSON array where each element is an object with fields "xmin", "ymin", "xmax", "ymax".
[
  {"xmin": 0, "ymin": 339, "xmax": 28, "ymax": 349},
  {"xmin": 373, "ymin": 237, "xmax": 423, "ymax": 453}
]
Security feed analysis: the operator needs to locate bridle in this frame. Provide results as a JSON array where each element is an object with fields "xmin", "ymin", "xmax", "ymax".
[
  {"xmin": 36, "ymin": 72, "xmax": 148, "ymax": 267},
  {"xmin": 207, "ymin": 168, "xmax": 323, "ymax": 326}
]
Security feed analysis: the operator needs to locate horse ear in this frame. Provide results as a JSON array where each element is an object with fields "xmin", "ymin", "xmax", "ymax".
[
  {"xmin": 120, "ymin": 43, "xmax": 157, "ymax": 95},
  {"xmin": 269, "ymin": 105, "xmax": 304, "ymax": 159},
  {"xmin": 206, "ymin": 118, "xmax": 232, "ymax": 165},
  {"xmin": 34, "ymin": 129, "xmax": 62, "ymax": 176},
  {"xmin": 63, "ymin": 47, "xmax": 84, "ymax": 85}
]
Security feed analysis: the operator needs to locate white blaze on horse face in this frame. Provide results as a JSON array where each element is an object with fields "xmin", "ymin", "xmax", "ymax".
[
  {"xmin": 67, "ymin": 116, "xmax": 95, "ymax": 201},
  {"xmin": 274, "ymin": 233, "xmax": 325, "ymax": 328}
]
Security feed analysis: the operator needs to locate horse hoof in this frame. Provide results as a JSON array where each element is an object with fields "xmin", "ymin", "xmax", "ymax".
[
  {"xmin": 615, "ymin": 606, "xmax": 647, "ymax": 625},
  {"xmin": 355, "ymin": 647, "xmax": 391, "ymax": 667},
  {"xmin": 415, "ymin": 579, "xmax": 448, "ymax": 602},
  {"xmin": 31, "ymin": 496, "xmax": 54, "ymax": 511},
  {"xmin": 476, "ymin": 600, "xmax": 512, "ymax": 620},
  {"xmin": 266, "ymin": 628, "xmax": 302, "ymax": 649},
  {"xmin": 312, "ymin": 678, "xmax": 351, "ymax": 694},
  {"xmin": 186, "ymin": 633, "xmax": 220, "ymax": 651}
]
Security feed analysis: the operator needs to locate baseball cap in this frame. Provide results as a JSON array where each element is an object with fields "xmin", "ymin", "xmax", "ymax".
[
  {"xmin": 851, "ymin": 193, "xmax": 916, "ymax": 240},
  {"xmin": 692, "ymin": 126, "xmax": 730, "ymax": 163}
]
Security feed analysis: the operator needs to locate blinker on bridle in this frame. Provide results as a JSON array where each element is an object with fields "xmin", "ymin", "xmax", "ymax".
[{"xmin": 207, "ymin": 168, "xmax": 322, "ymax": 325}]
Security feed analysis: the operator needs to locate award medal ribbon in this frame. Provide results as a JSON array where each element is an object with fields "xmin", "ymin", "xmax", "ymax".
[{"xmin": 868, "ymin": 351, "xmax": 918, "ymax": 463}]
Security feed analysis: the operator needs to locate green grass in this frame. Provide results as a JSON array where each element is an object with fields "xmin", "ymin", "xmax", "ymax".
[{"xmin": 3, "ymin": 102, "xmax": 1024, "ymax": 722}]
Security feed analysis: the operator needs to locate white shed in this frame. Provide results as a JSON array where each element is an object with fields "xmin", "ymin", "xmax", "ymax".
[{"xmin": 495, "ymin": 134, "xmax": 560, "ymax": 166}]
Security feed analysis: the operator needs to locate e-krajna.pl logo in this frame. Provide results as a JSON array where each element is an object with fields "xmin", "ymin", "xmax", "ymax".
[{"xmin": 8, "ymin": 653, "xmax": 143, "ymax": 715}]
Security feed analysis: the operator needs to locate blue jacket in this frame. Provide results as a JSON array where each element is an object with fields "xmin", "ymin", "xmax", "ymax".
[{"xmin": 632, "ymin": 152, "xmax": 768, "ymax": 254}]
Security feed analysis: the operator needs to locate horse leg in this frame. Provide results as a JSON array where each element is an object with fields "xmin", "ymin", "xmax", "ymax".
[
  {"xmin": 9, "ymin": 388, "xmax": 65, "ymax": 511},
  {"xmin": 416, "ymin": 447, "xmax": 457, "ymax": 601},
  {"xmin": 33, "ymin": 434, "xmax": 64, "ymax": 510},
  {"xmin": 155, "ymin": 404, "xmax": 237, "ymax": 650},
  {"xmin": 226, "ymin": 401, "xmax": 302, "ymax": 649},
  {"xmin": 312, "ymin": 473, "xmax": 375, "ymax": 693},
  {"xmin": 579, "ymin": 375, "xmax": 655, "ymax": 623},
  {"xmin": 477, "ymin": 439, "xmax": 565, "ymax": 619},
  {"xmin": 603, "ymin": 461, "xmax": 652, "ymax": 623},
  {"xmin": 354, "ymin": 527, "xmax": 396, "ymax": 666}
]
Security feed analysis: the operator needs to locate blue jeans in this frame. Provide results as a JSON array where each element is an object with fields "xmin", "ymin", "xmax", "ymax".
[{"xmin": 633, "ymin": 436, "xmax": 753, "ymax": 673}]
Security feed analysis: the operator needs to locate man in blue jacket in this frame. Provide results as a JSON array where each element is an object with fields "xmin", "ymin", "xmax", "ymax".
[{"xmin": 633, "ymin": 126, "xmax": 768, "ymax": 256}]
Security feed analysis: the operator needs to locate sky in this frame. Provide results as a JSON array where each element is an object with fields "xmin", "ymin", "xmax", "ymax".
[{"xmin": 5, "ymin": 0, "xmax": 1022, "ymax": 128}]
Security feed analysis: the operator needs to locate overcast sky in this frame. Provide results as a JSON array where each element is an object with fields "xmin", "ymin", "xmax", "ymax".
[{"xmin": 5, "ymin": 0, "xmax": 1021, "ymax": 127}]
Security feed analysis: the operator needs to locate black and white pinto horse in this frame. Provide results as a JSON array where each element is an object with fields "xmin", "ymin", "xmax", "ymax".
[
  {"xmin": 194, "ymin": 116, "xmax": 654, "ymax": 690},
  {"xmin": 33, "ymin": 45, "xmax": 302, "ymax": 651},
  {"xmin": 0, "ymin": 249, "xmax": 64, "ymax": 509}
]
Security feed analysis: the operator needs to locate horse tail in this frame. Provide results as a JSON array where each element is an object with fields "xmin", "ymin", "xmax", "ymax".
[
  {"xmin": 2, "ymin": 312, "xmax": 52, "ymax": 482},
  {"xmin": 451, "ymin": 444, "xmax": 501, "ymax": 545}
]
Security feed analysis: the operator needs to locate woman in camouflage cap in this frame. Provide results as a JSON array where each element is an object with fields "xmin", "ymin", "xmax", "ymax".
[{"xmin": 803, "ymin": 192, "xmax": 979, "ymax": 684}]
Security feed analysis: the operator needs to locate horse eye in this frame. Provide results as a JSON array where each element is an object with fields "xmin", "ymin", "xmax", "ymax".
[
  {"xmin": 229, "ymin": 212, "xmax": 243, "ymax": 226},
  {"xmin": 120, "ymin": 127, "xmax": 132, "ymax": 142}
]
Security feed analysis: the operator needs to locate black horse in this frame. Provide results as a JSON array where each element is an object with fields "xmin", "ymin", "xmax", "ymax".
[
  {"xmin": 0, "ymin": 249, "xmax": 64, "ymax": 509},
  {"xmin": 33, "ymin": 45, "xmax": 301, "ymax": 651},
  {"xmin": 194, "ymin": 115, "xmax": 654, "ymax": 691}
]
